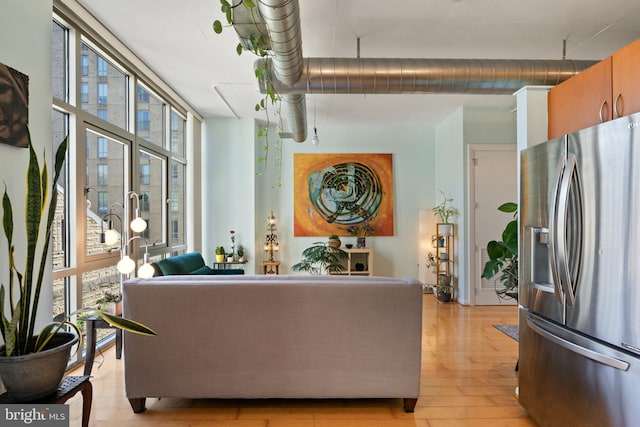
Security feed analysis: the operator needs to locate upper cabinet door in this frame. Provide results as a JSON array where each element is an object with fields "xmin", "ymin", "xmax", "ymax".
[
  {"xmin": 612, "ymin": 39, "xmax": 640, "ymax": 120},
  {"xmin": 548, "ymin": 57, "xmax": 613, "ymax": 139}
]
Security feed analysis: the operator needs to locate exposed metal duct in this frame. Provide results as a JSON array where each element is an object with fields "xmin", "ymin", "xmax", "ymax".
[
  {"xmin": 255, "ymin": 0, "xmax": 307, "ymax": 142},
  {"xmin": 257, "ymin": 57, "xmax": 597, "ymax": 95},
  {"xmin": 234, "ymin": 0, "xmax": 596, "ymax": 143}
]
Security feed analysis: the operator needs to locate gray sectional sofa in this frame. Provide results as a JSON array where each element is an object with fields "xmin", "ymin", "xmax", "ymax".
[{"xmin": 122, "ymin": 274, "xmax": 423, "ymax": 413}]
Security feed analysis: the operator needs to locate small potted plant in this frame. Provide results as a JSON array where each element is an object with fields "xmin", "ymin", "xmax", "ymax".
[
  {"xmin": 432, "ymin": 190, "xmax": 459, "ymax": 235},
  {"xmin": 97, "ymin": 291, "xmax": 123, "ymax": 316},
  {"xmin": 215, "ymin": 246, "xmax": 225, "ymax": 263},
  {"xmin": 237, "ymin": 245, "xmax": 246, "ymax": 262}
]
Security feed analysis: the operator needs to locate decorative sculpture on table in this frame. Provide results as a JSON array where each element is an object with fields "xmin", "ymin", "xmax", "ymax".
[{"xmin": 264, "ymin": 212, "xmax": 279, "ymax": 261}]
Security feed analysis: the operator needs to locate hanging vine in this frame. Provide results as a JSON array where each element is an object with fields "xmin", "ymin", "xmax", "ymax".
[{"xmin": 213, "ymin": 0, "xmax": 283, "ymax": 188}]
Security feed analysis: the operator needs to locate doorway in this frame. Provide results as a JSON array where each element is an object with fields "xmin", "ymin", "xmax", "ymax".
[{"xmin": 469, "ymin": 144, "xmax": 517, "ymax": 305}]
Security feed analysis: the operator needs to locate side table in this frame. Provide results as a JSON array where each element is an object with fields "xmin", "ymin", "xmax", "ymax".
[
  {"xmin": 0, "ymin": 376, "xmax": 92, "ymax": 427},
  {"xmin": 83, "ymin": 316, "xmax": 122, "ymax": 376},
  {"xmin": 261, "ymin": 260, "xmax": 280, "ymax": 274}
]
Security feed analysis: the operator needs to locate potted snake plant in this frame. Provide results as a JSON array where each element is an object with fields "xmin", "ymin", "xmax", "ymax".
[{"xmin": 0, "ymin": 132, "xmax": 155, "ymax": 402}]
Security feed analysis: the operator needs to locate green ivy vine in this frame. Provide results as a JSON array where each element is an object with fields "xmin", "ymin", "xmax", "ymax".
[{"xmin": 213, "ymin": 0, "xmax": 283, "ymax": 188}]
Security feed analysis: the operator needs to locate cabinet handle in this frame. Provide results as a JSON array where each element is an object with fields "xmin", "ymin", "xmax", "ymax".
[
  {"xmin": 614, "ymin": 93, "xmax": 623, "ymax": 118},
  {"xmin": 598, "ymin": 100, "xmax": 609, "ymax": 122}
]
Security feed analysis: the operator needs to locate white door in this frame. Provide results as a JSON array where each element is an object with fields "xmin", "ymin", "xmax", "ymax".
[{"xmin": 470, "ymin": 145, "xmax": 517, "ymax": 305}]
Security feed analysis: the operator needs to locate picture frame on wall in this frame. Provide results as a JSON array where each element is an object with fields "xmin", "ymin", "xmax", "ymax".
[
  {"xmin": 293, "ymin": 153, "xmax": 394, "ymax": 236},
  {"xmin": 0, "ymin": 62, "xmax": 29, "ymax": 148}
]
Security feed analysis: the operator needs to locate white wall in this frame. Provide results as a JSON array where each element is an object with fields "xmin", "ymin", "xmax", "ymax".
[
  {"xmin": 0, "ymin": 0, "xmax": 54, "ymax": 333},
  {"xmin": 435, "ymin": 106, "xmax": 517, "ymax": 304},
  {"xmin": 202, "ymin": 118, "xmax": 257, "ymax": 271},
  {"xmin": 204, "ymin": 120, "xmax": 437, "ymax": 278},
  {"xmin": 281, "ymin": 125, "xmax": 436, "ymax": 278}
]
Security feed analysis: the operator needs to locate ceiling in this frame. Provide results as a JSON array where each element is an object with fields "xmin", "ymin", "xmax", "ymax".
[{"xmin": 77, "ymin": 0, "xmax": 640, "ymax": 131}]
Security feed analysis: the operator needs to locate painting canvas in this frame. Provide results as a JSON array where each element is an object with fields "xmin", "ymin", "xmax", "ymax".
[
  {"xmin": 294, "ymin": 153, "xmax": 394, "ymax": 236},
  {"xmin": 0, "ymin": 62, "xmax": 29, "ymax": 148}
]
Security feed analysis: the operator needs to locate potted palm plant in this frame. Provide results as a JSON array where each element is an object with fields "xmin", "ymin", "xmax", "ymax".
[
  {"xmin": 291, "ymin": 241, "xmax": 348, "ymax": 275},
  {"xmin": 481, "ymin": 202, "xmax": 518, "ymax": 300},
  {"xmin": 0, "ymin": 133, "xmax": 155, "ymax": 402}
]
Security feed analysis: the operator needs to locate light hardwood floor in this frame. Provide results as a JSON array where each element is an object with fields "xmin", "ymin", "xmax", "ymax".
[{"xmin": 67, "ymin": 295, "xmax": 536, "ymax": 427}]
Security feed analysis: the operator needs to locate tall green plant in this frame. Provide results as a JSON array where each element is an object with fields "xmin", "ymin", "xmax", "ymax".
[
  {"xmin": 1, "ymin": 131, "xmax": 155, "ymax": 357},
  {"xmin": 291, "ymin": 242, "xmax": 348, "ymax": 275},
  {"xmin": 481, "ymin": 202, "xmax": 518, "ymax": 299}
]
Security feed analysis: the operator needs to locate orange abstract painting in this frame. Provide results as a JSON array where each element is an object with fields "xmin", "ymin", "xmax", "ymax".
[{"xmin": 293, "ymin": 153, "xmax": 394, "ymax": 236}]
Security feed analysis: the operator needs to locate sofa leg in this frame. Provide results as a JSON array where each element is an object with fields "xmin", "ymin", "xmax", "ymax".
[
  {"xmin": 128, "ymin": 398, "xmax": 146, "ymax": 413},
  {"xmin": 403, "ymin": 397, "xmax": 417, "ymax": 413}
]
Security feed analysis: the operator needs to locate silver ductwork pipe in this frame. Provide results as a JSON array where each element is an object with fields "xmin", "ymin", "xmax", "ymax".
[
  {"xmin": 236, "ymin": 0, "xmax": 596, "ymax": 143},
  {"xmin": 256, "ymin": 0, "xmax": 304, "ymax": 86},
  {"xmin": 256, "ymin": 0, "xmax": 307, "ymax": 142},
  {"xmin": 257, "ymin": 57, "xmax": 597, "ymax": 95}
]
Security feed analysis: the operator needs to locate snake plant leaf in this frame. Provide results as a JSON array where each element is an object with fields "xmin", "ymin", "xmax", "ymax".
[
  {"xmin": 21, "ymin": 141, "xmax": 43, "ymax": 348},
  {"xmin": 2, "ymin": 298, "xmax": 20, "ymax": 357},
  {"xmin": 2, "ymin": 188, "xmax": 12, "ymax": 248},
  {"xmin": 78, "ymin": 309, "xmax": 157, "ymax": 336}
]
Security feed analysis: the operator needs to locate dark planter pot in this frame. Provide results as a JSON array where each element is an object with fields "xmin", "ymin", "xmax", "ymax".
[
  {"xmin": 439, "ymin": 292, "xmax": 452, "ymax": 303},
  {"xmin": 0, "ymin": 332, "xmax": 78, "ymax": 402}
]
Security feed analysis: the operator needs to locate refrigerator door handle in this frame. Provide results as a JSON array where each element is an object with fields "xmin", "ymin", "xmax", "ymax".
[
  {"xmin": 526, "ymin": 316, "xmax": 630, "ymax": 371},
  {"xmin": 548, "ymin": 154, "xmax": 565, "ymax": 304},
  {"xmin": 556, "ymin": 153, "xmax": 577, "ymax": 305}
]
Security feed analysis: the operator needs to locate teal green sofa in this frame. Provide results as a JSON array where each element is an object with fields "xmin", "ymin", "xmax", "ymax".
[{"xmin": 151, "ymin": 252, "xmax": 243, "ymax": 276}]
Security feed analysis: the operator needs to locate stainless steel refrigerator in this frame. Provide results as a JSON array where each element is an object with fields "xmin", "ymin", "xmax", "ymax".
[{"xmin": 519, "ymin": 112, "xmax": 640, "ymax": 427}]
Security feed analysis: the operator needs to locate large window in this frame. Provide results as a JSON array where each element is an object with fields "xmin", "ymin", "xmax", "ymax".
[
  {"xmin": 138, "ymin": 149, "xmax": 166, "ymax": 246},
  {"xmin": 170, "ymin": 109, "xmax": 185, "ymax": 157},
  {"xmin": 80, "ymin": 41, "xmax": 127, "ymax": 129},
  {"xmin": 52, "ymin": 11, "xmax": 191, "ymax": 365},
  {"xmin": 52, "ymin": 20, "xmax": 68, "ymax": 102},
  {"xmin": 85, "ymin": 129, "xmax": 126, "ymax": 257}
]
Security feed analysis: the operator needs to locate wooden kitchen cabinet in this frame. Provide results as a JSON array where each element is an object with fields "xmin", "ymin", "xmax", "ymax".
[
  {"xmin": 611, "ymin": 38, "xmax": 640, "ymax": 120},
  {"xmin": 547, "ymin": 57, "xmax": 612, "ymax": 139},
  {"xmin": 548, "ymin": 38, "xmax": 640, "ymax": 139}
]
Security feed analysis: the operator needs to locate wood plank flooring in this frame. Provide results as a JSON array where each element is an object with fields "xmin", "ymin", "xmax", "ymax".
[{"xmin": 67, "ymin": 295, "xmax": 536, "ymax": 426}]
